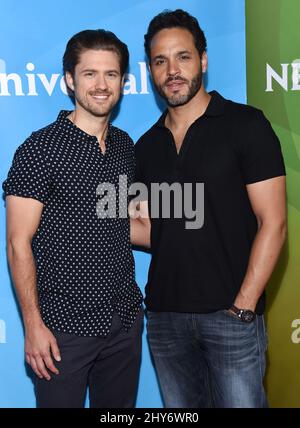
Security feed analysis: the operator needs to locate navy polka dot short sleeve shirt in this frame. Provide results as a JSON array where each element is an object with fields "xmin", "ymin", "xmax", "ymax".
[{"xmin": 3, "ymin": 110, "xmax": 143, "ymax": 336}]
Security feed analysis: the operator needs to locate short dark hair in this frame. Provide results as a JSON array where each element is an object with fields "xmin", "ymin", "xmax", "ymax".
[
  {"xmin": 144, "ymin": 9, "xmax": 207, "ymax": 61},
  {"xmin": 63, "ymin": 29, "xmax": 129, "ymax": 77}
]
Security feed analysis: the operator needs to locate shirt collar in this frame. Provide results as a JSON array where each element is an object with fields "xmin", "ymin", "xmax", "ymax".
[
  {"xmin": 56, "ymin": 110, "xmax": 114, "ymax": 143},
  {"xmin": 155, "ymin": 90, "xmax": 227, "ymax": 129}
]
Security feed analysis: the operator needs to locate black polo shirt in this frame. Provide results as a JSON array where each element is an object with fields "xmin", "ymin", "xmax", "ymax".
[
  {"xmin": 135, "ymin": 91, "xmax": 286, "ymax": 315},
  {"xmin": 3, "ymin": 110, "xmax": 143, "ymax": 336}
]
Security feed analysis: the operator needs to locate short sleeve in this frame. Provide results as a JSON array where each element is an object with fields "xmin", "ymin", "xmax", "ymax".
[
  {"xmin": 2, "ymin": 134, "xmax": 51, "ymax": 204},
  {"xmin": 240, "ymin": 110, "xmax": 286, "ymax": 185}
]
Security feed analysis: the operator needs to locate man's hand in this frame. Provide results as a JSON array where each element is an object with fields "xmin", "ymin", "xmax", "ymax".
[
  {"xmin": 25, "ymin": 323, "xmax": 61, "ymax": 380},
  {"xmin": 129, "ymin": 200, "xmax": 151, "ymax": 248}
]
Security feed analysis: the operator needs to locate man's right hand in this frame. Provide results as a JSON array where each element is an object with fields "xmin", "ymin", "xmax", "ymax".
[{"xmin": 25, "ymin": 323, "xmax": 61, "ymax": 380}]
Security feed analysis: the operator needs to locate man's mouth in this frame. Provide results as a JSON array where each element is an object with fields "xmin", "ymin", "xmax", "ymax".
[
  {"xmin": 91, "ymin": 93, "xmax": 111, "ymax": 101},
  {"xmin": 165, "ymin": 80, "xmax": 186, "ymax": 91}
]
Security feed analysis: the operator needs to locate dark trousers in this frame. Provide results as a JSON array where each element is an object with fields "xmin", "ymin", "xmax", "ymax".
[
  {"xmin": 147, "ymin": 310, "xmax": 268, "ymax": 408},
  {"xmin": 35, "ymin": 309, "xmax": 143, "ymax": 408}
]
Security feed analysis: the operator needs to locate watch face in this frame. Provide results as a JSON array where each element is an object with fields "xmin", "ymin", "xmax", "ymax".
[{"xmin": 241, "ymin": 310, "xmax": 255, "ymax": 323}]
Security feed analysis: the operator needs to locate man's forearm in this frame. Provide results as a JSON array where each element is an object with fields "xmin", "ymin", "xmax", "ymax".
[
  {"xmin": 7, "ymin": 241, "xmax": 43, "ymax": 328},
  {"xmin": 235, "ymin": 221, "xmax": 287, "ymax": 310},
  {"xmin": 130, "ymin": 218, "xmax": 151, "ymax": 248}
]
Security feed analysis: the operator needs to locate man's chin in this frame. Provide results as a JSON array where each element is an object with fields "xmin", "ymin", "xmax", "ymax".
[
  {"xmin": 161, "ymin": 88, "xmax": 189, "ymax": 107},
  {"xmin": 167, "ymin": 96, "xmax": 189, "ymax": 107},
  {"xmin": 89, "ymin": 106, "xmax": 114, "ymax": 118}
]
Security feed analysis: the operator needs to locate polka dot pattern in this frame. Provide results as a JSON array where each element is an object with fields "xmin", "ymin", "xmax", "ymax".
[{"xmin": 3, "ymin": 110, "xmax": 143, "ymax": 336}]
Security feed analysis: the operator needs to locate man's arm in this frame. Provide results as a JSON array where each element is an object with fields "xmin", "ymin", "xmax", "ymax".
[
  {"xmin": 129, "ymin": 200, "xmax": 151, "ymax": 249},
  {"xmin": 233, "ymin": 176, "xmax": 287, "ymax": 311},
  {"xmin": 6, "ymin": 195, "xmax": 61, "ymax": 380}
]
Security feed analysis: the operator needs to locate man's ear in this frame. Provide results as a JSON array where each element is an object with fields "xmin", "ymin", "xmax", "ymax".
[
  {"xmin": 121, "ymin": 74, "xmax": 125, "ymax": 88},
  {"xmin": 65, "ymin": 72, "xmax": 75, "ymax": 92},
  {"xmin": 201, "ymin": 51, "xmax": 208, "ymax": 73}
]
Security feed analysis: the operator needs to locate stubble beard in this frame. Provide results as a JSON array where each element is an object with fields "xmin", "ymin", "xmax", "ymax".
[
  {"xmin": 76, "ymin": 90, "xmax": 120, "ymax": 118},
  {"xmin": 156, "ymin": 70, "xmax": 203, "ymax": 107}
]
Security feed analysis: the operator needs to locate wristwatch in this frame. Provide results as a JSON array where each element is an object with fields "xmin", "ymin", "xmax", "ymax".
[{"xmin": 229, "ymin": 305, "xmax": 256, "ymax": 323}]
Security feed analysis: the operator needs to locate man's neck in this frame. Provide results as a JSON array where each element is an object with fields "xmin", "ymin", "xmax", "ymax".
[
  {"xmin": 165, "ymin": 87, "xmax": 211, "ymax": 131},
  {"xmin": 68, "ymin": 106, "xmax": 110, "ymax": 143}
]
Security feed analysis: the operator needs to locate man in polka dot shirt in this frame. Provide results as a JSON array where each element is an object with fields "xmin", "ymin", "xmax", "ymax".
[{"xmin": 3, "ymin": 29, "xmax": 143, "ymax": 408}]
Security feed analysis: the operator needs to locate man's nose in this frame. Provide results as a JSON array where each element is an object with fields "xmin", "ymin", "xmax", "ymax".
[
  {"xmin": 167, "ymin": 59, "xmax": 180, "ymax": 77},
  {"xmin": 95, "ymin": 75, "xmax": 108, "ymax": 91}
]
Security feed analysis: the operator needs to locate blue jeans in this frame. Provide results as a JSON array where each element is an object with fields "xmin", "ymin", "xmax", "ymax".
[{"xmin": 147, "ymin": 310, "xmax": 268, "ymax": 408}]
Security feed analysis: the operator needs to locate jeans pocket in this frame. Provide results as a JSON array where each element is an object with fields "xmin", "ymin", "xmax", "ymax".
[
  {"xmin": 221, "ymin": 309, "xmax": 241, "ymax": 321},
  {"xmin": 221, "ymin": 310, "xmax": 257, "ymax": 332}
]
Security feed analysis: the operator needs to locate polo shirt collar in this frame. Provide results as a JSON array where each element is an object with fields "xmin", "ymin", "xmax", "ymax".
[
  {"xmin": 155, "ymin": 90, "xmax": 227, "ymax": 129},
  {"xmin": 56, "ymin": 110, "xmax": 115, "ymax": 143}
]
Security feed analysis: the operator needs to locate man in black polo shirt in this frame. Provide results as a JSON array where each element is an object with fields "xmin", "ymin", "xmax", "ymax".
[
  {"xmin": 3, "ymin": 30, "xmax": 143, "ymax": 408},
  {"xmin": 131, "ymin": 10, "xmax": 286, "ymax": 408}
]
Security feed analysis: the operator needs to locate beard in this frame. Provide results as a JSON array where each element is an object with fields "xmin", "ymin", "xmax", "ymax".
[
  {"xmin": 155, "ymin": 69, "xmax": 203, "ymax": 107},
  {"xmin": 75, "ymin": 89, "xmax": 120, "ymax": 118}
]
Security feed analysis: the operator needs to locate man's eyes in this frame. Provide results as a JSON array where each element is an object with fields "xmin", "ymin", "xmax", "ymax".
[
  {"xmin": 154, "ymin": 59, "xmax": 165, "ymax": 66},
  {"xmin": 179, "ymin": 55, "xmax": 191, "ymax": 60},
  {"xmin": 83, "ymin": 72, "xmax": 118, "ymax": 78},
  {"xmin": 107, "ymin": 72, "xmax": 118, "ymax": 78},
  {"xmin": 154, "ymin": 55, "xmax": 191, "ymax": 66}
]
